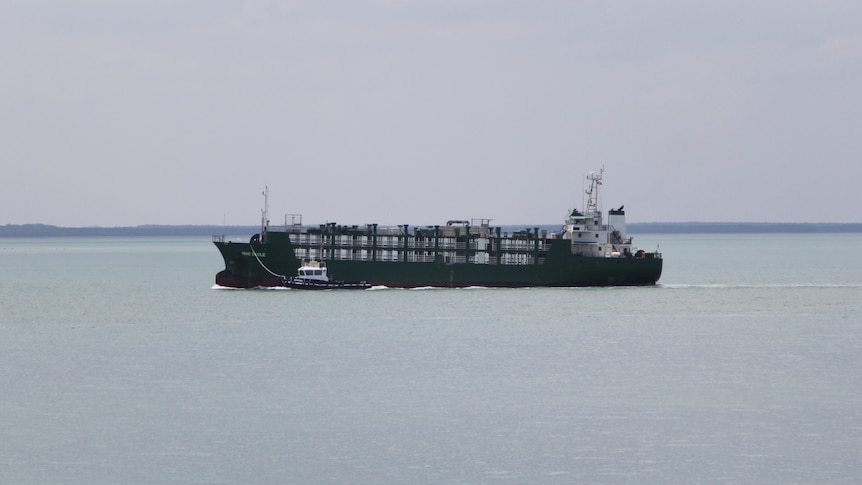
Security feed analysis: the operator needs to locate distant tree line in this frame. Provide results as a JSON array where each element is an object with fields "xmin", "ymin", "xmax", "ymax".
[
  {"xmin": 0, "ymin": 224, "xmax": 259, "ymax": 237},
  {"xmin": 2, "ymin": 222, "xmax": 861, "ymax": 237},
  {"xmin": 626, "ymin": 222, "xmax": 862, "ymax": 234}
]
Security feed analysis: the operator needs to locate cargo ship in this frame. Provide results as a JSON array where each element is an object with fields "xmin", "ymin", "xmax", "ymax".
[{"xmin": 213, "ymin": 170, "xmax": 662, "ymax": 288}]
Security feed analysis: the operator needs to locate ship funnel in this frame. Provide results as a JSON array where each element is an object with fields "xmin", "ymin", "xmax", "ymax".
[{"xmin": 608, "ymin": 205, "xmax": 627, "ymax": 242}]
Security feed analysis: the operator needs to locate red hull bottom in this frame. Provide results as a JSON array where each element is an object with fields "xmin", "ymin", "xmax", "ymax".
[
  {"xmin": 215, "ymin": 270, "xmax": 282, "ymax": 289},
  {"xmin": 215, "ymin": 271, "xmax": 658, "ymax": 289}
]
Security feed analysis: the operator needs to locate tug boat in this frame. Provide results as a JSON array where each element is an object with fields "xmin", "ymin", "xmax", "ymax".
[
  {"xmin": 281, "ymin": 260, "xmax": 372, "ymax": 290},
  {"xmin": 213, "ymin": 169, "xmax": 662, "ymax": 288}
]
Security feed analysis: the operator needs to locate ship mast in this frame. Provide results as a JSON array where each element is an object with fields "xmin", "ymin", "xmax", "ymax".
[{"xmin": 584, "ymin": 168, "xmax": 603, "ymax": 215}]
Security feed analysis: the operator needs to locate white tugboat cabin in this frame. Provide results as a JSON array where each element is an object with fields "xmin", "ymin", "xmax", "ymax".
[{"xmin": 295, "ymin": 260, "xmax": 329, "ymax": 282}]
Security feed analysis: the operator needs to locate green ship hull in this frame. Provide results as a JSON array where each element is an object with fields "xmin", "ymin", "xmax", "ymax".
[{"xmin": 213, "ymin": 231, "xmax": 662, "ymax": 288}]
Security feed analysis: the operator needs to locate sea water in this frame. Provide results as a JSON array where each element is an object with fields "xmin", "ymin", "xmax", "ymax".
[{"xmin": 1, "ymin": 234, "xmax": 860, "ymax": 484}]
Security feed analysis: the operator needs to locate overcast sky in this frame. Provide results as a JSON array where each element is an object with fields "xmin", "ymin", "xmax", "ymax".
[{"xmin": 2, "ymin": 0, "xmax": 860, "ymax": 226}]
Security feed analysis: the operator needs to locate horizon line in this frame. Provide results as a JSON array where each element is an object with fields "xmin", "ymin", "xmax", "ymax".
[{"xmin": 5, "ymin": 221, "xmax": 862, "ymax": 228}]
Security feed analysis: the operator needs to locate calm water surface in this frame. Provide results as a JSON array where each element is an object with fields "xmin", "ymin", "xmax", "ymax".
[{"xmin": 1, "ymin": 234, "xmax": 860, "ymax": 483}]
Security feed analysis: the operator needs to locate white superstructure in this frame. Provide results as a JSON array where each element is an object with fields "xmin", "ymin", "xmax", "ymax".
[{"xmin": 560, "ymin": 168, "xmax": 634, "ymax": 257}]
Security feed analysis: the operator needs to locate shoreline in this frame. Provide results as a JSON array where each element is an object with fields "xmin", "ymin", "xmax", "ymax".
[{"xmin": 2, "ymin": 222, "xmax": 862, "ymax": 237}]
